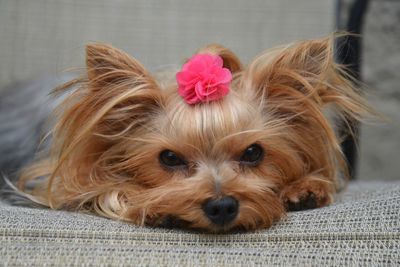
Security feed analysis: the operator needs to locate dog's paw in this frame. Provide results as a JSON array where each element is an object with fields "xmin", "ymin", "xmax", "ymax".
[{"xmin": 280, "ymin": 176, "xmax": 334, "ymax": 212}]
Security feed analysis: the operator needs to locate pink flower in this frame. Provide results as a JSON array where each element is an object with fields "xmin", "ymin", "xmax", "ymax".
[{"xmin": 176, "ymin": 54, "xmax": 232, "ymax": 104}]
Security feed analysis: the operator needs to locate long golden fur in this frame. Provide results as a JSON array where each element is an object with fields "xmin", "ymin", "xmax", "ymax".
[{"xmin": 18, "ymin": 35, "xmax": 371, "ymax": 232}]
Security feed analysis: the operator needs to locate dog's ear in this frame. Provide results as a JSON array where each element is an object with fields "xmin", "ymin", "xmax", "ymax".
[
  {"xmin": 55, "ymin": 43, "xmax": 163, "ymax": 143},
  {"xmin": 86, "ymin": 43, "xmax": 158, "ymax": 91},
  {"xmin": 196, "ymin": 44, "xmax": 243, "ymax": 73},
  {"xmin": 18, "ymin": 44, "xmax": 164, "ymax": 209},
  {"xmin": 244, "ymin": 36, "xmax": 368, "ymax": 118},
  {"xmin": 81, "ymin": 43, "xmax": 163, "ymax": 134}
]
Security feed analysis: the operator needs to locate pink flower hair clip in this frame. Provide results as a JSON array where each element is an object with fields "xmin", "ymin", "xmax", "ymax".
[{"xmin": 176, "ymin": 54, "xmax": 232, "ymax": 105}]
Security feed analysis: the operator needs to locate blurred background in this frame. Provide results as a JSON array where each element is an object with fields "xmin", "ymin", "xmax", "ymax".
[{"xmin": 0, "ymin": 0, "xmax": 399, "ymax": 181}]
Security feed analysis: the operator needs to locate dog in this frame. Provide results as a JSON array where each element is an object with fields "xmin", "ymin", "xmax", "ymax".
[{"xmin": 16, "ymin": 35, "xmax": 371, "ymax": 233}]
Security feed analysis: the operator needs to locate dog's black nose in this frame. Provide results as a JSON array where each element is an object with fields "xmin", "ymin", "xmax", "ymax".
[{"xmin": 202, "ymin": 197, "xmax": 239, "ymax": 226}]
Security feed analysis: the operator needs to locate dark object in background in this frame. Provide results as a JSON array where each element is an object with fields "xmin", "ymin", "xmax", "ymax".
[{"xmin": 336, "ymin": 0, "xmax": 370, "ymax": 179}]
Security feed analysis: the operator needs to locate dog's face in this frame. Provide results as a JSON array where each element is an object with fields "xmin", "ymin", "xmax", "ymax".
[
  {"xmin": 20, "ymin": 37, "xmax": 368, "ymax": 232},
  {"xmin": 130, "ymin": 82, "xmax": 286, "ymax": 232}
]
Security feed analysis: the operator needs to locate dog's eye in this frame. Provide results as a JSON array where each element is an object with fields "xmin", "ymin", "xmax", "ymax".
[
  {"xmin": 240, "ymin": 144, "xmax": 264, "ymax": 165},
  {"xmin": 159, "ymin": 150, "xmax": 187, "ymax": 168}
]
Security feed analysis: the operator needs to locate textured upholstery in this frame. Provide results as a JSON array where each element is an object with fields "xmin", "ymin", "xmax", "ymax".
[{"xmin": 1, "ymin": 181, "xmax": 399, "ymax": 266}]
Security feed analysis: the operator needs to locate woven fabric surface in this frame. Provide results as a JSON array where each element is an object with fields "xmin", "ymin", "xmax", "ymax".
[{"xmin": 1, "ymin": 181, "xmax": 399, "ymax": 266}]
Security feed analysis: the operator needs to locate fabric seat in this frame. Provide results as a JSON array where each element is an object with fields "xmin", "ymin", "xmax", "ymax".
[{"xmin": 1, "ymin": 181, "xmax": 399, "ymax": 266}]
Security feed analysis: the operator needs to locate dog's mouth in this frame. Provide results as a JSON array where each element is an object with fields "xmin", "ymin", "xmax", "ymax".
[
  {"xmin": 158, "ymin": 216, "xmax": 192, "ymax": 230},
  {"xmin": 157, "ymin": 215, "xmax": 247, "ymax": 233}
]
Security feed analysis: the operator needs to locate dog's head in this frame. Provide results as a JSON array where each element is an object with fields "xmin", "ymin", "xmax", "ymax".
[{"xmin": 20, "ymin": 36, "xmax": 369, "ymax": 232}]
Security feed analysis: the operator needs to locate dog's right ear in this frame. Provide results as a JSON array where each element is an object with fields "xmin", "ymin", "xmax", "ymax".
[
  {"xmin": 18, "ymin": 44, "xmax": 165, "ymax": 209},
  {"xmin": 58, "ymin": 44, "xmax": 164, "ymax": 140},
  {"xmin": 196, "ymin": 44, "xmax": 243, "ymax": 73},
  {"xmin": 86, "ymin": 43, "xmax": 160, "ymax": 93},
  {"xmin": 78, "ymin": 44, "xmax": 163, "ymax": 136}
]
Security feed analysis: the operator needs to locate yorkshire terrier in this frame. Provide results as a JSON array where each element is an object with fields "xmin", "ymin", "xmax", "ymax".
[{"xmin": 17, "ymin": 35, "xmax": 370, "ymax": 233}]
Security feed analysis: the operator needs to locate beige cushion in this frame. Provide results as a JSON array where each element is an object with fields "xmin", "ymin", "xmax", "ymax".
[{"xmin": 1, "ymin": 181, "xmax": 399, "ymax": 266}]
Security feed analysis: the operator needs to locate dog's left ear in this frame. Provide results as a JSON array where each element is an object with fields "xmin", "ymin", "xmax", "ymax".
[
  {"xmin": 196, "ymin": 44, "xmax": 243, "ymax": 73},
  {"xmin": 244, "ymin": 36, "xmax": 368, "ymax": 117}
]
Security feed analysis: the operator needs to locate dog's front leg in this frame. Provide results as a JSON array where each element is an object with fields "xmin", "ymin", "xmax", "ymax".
[{"xmin": 280, "ymin": 175, "xmax": 335, "ymax": 212}]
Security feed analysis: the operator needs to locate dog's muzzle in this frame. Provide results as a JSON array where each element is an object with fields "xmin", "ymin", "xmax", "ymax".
[{"xmin": 202, "ymin": 196, "xmax": 239, "ymax": 226}]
